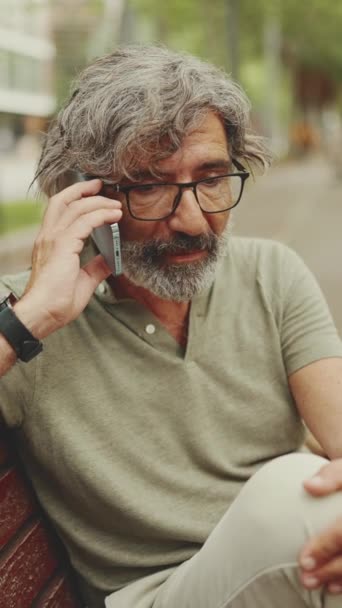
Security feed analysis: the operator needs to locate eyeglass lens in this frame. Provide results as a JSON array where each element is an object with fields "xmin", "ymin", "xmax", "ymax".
[{"xmin": 101, "ymin": 175, "xmax": 243, "ymax": 220}]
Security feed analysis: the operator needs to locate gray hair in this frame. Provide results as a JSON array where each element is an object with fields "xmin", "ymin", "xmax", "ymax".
[{"xmin": 34, "ymin": 44, "xmax": 271, "ymax": 197}]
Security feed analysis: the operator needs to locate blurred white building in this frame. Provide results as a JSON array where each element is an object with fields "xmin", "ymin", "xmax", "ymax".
[
  {"xmin": 0, "ymin": 0, "xmax": 56, "ymax": 121},
  {"xmin": 0, "ymin": 0, "xmax": 56, "ymax": 199},
  {"xmin": 0, "ymin": 0, "xmax": 126, "ymax": 200}
]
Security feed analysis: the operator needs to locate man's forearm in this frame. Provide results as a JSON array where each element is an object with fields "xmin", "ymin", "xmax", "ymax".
[{"xmin": 0, "ymin": 334, "xmax": 17, "ymax": 377}]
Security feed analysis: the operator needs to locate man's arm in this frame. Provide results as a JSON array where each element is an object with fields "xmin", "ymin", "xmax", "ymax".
[
  {"xmin": 0, "ymin": 178, "xmax": 122, "ymax": 380},
  {"xmin": 0, "ymin": 294, "xmax": 59, "ymax": 376},
  {"xmin": 289, "ymin": 360, "xmax": 342, "ymax": 593},
  {"xmin": 288, "ymin": 357, "xmax": 342, "ymax": 459},
  {"xmin": 298, "ymin": 460, "xmax": 342, "ymax": 594}
]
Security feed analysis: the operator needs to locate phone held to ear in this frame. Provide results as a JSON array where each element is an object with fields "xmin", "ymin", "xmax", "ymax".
[
  {"xmin": 78, "ymin": 172, "xmax": 122, "ymax": 276},
  {"xmin": 92, "ymin": 222, "xmax": 122, "ymax": 276}
]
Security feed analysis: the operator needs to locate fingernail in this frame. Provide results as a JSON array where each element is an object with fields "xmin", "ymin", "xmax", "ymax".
[
  {"xmin": 300, "ymin": 556, "xmax": 317, "ymax": 570},
  {"xmin": 328, "ymin": 584, "xmax": 342, "ymax": 594},
  {"xmin": 303, "ymin": 576, "xmax": 319, "ymax": 588},
  {"xmin": 307, "ymin": 476, "xmax": 325, "ymax": 487}
]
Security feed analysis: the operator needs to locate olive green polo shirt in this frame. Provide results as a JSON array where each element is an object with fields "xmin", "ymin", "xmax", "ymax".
[{"xmin": 1, "ymin": 237, "xmax": 341, "ymax": 606}]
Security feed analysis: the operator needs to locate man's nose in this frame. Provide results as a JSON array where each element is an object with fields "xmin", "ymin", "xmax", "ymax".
[{"xmin": 167, "ymin": 187, "xmax": 208, "ymax": 235}]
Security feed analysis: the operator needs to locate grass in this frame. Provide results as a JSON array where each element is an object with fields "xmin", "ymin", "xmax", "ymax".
[{"xmin": 0, "ymin": 200, "xmax": 44, "ymax": 236}]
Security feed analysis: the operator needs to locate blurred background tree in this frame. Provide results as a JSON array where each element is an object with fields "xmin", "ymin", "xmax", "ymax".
[
  {"xmin": 129, "ymin": 0, "xmax": 342, "ymax": 80},
  {"xmin": 129, "ymin": 0, "xmax": 342, "ymax": 154},
  {"xmin": 47, "ymin": 0, "xmax": 123, "ymax": 106}
]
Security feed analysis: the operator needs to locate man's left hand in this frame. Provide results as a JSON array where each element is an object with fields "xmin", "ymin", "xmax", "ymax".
[{"xmin": 299, "ymin": 459, "xmax": 342, "ymax": 594}]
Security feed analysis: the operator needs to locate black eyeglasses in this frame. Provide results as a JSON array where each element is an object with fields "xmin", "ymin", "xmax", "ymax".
[{"xmin": 84, "ymin": 158, "xmax": 249, "ymax": 221}]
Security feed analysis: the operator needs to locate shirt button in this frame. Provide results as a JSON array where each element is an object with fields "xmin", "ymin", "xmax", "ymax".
[
  {"xmin": 145, "ymin": 324, "xmax": 156, "ymax": 335},
  {"xmin": 97, "ymin": 282, "xmax": 107, "ymax": 295}
]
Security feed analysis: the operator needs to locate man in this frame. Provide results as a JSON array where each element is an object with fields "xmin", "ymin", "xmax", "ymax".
[{"xmin": 0, "ymin": 45, "xmax": 342, "ymax": 608}]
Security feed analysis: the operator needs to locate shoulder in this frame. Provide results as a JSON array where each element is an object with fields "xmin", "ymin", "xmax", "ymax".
[
  {"xmin": 219, "ymin": 237, "xmax": 315, "ymax": 313},
  {"xmin": 228, "ymin": 236, "xmax": 297, "ymax": 261},
  {"xmin": 0, "ymin": 270, "xmax": 31, "ymax": 299},
  {"xmin": 226, "ymin": 236, "xmax": 305, "ymax": 279}
]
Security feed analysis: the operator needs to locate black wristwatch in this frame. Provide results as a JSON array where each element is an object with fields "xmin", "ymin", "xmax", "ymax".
[{"xmin": 0, "ymin": 293, "xmax": 43, "ymax": 362}]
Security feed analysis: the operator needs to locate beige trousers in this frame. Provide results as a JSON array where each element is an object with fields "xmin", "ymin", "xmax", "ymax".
[{"xmin": 105, "ymin": 454, "xmax": 342, "ymax": 608}]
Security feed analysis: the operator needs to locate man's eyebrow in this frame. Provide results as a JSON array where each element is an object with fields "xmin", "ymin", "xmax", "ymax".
[
  {"xmin": 128, "ymin": 170, "xmax": 156, "ymax": 181},
  {"xmin": 195, "ymin": 160, "xmax": 232, "ymax": 172},
  {"xmin": 131, "ymin": 158, "xmax": 232, "ymax": 181},
  {"xmin": 161, "ymin": 159, "xmax": 232, "ymax": 177},
  {"xmin": 130, "ymin": 159, "xmax": 232, "ymax": 181}
]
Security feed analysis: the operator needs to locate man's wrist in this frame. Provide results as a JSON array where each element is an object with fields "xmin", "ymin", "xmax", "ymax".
[{"xmin": 13, "ymin": 296, "xmax": 55, "ymax": 341}]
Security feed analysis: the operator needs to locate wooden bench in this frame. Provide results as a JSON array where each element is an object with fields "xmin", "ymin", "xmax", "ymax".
[
  {"xmin": 0, "ymin": 424, "xmax": 84, "ymax": 607},
  {"xmin": 0, "ymin": 420, "xmax": 324, "ymax": 607}
]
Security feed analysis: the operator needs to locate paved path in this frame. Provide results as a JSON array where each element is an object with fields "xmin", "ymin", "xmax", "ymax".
[
  {"xmin": 235, "ymin": 155, "xmax": 342, "ymax": 334},
  {"xmin": 1, "ymin": 154, "xmax": 341, "ymax": 333}
]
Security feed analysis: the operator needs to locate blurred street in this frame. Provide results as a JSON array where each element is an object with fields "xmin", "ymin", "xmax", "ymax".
[
  {"xmin": 0, "ymin": 154, "xmax": 341, "ymax": 334},
  {"xmin": 235, "ymin": 155, "xmax": 342, "ymax": 333}
]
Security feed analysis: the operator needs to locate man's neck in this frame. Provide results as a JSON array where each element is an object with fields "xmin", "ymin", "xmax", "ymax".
[{"xmin": 108, "ymin": 274, "xmax": 190, "ymax": 346}]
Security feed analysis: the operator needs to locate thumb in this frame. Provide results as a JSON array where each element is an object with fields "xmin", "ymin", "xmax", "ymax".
[
  {"xmin": 82, "ymin": 254, "xmax": 112, "ymax": 286},
  {"xmin": 303, "ymin": 460, "xmax": 342, "ymax": 496}
]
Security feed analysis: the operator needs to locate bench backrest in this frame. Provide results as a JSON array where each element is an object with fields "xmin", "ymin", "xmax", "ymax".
[{"xmin": 0, "ymin": 425, "xmax": 84, "ymax": 607}]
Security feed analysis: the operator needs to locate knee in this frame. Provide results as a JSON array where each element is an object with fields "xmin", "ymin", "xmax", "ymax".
[
  {"xmin": 243, "ymin": 452, "xmax": 327, "ymax": 519},
  {"xmin": 232, "ymin": 453, "xmax": 340, "ymax": 565}
]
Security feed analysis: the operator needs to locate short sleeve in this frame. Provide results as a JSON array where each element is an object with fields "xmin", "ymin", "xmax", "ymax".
[
  {"xmin": 0, "ymin": 275, "xmax": 35, "ymax": 428},
  {"xmin": 279, "ymin": 248, "xmax": 342, "ymax": 375}
]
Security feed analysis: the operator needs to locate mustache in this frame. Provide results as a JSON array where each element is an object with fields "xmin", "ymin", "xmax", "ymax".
[{"xmin": 125, "ymin": 232, "xmax": 219, "ymax": 262}]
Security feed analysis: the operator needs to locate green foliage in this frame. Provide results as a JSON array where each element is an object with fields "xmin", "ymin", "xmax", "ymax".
[
  {"xmin": 131, "ymin": 0, "xmax": 230, "ymax": 67},
  {"xmin": 130, "ymin": 0, "xmax": 342, "ymax": 80},
  {"xmin": 0, "ymin": 201, "xmax": 43, "ymax": 236},
  {"xmin": 49, "ymin": 0, "xmax": 108, "ymax": 107},
  {"xmin": 279, "ymin": 0, "xmax": 342, "ymax": 77}
]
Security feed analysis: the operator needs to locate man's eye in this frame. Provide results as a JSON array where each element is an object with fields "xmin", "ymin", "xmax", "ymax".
[
  {"xmin": 134, "ymin": 185, "xmax": 159, "ymax": 194},
  {"xmin": 202, "ymin": 177, "xmax": 220, "ymax": 187}
]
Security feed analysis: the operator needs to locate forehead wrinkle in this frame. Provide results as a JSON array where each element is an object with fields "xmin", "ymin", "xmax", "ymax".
[
  {"xmin": 126, "ymin": 115, "xmax": 230, "ymax": 182},
  {"xmin": 128, "ymin": 156, "xmax": 231, "ymax": 184}
]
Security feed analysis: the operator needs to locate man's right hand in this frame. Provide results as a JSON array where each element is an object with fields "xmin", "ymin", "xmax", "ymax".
[{"xmin": 13, "ymin": 179, "xmax": 122, "ymax": 340}]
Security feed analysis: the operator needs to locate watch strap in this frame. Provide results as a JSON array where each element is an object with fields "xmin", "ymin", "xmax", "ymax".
[{"xmin": 0, "ymin": 305, "xmax": 43, "ymax": 362}]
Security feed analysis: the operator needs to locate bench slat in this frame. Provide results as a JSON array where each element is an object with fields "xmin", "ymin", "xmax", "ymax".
[
  {"xmin": 0, "ymin": 424, "xmax": 84, "ymax": 606},
  {"xmin": 35, "ymin": 573, "xmax": 83, "ymax": 608},
  {"xmin": 0, "ymin": 467, "xmax": 36, "ymax": 549},
  {"xmin": 0, "ymin": 520, "xmax": 59, "ymax": 608}
]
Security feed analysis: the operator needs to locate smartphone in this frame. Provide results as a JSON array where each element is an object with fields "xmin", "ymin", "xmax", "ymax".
[
  {"xmin": 78, "ymin": 172, "xmax": 123, "ymax": 276},
  {"xmin": 92, "ymin": 222, "xmax": 122, "ymax": 276}
]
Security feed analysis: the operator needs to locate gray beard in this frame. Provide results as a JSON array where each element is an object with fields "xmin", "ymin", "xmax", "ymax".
[{"xmin": 120, "ymin": 224, "xmax": 231, "ymax": 302}]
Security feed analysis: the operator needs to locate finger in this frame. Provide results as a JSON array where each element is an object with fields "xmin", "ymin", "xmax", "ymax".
[
  {"xmin": 76, "ymin": 254, "xmax": 113, "ymax": 300},
  {"xmin": 57, "ymin": 195, "xmax": 122, "ymax": 230},
  {"xmin": 303, "ymin": 459, "xmax": 342, "ymax": 496},
  {"xmin": 66, "ymin": 208, "xmax": 123, "ymax": 244},
  {"xmin": 55, "ymin": 179, "xmax": 103, "ymax": 206},
  {"xmin": 43, "ymin": 179, "xmax": 103, "ymax": 228},
  {"xmin": 300, "ymin": 556, "xmax": 342, "ymax": 590},
  {"xmin": 300, "ymin": 517, "xmax": 342, "ymax": 569},
  {"xmin": 328, "ymin": 582, "xmax": 342, "ymax": 594},
  {"xmin": 70, "ymin": 254, "xmax": 113, "ymax": 317}
]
